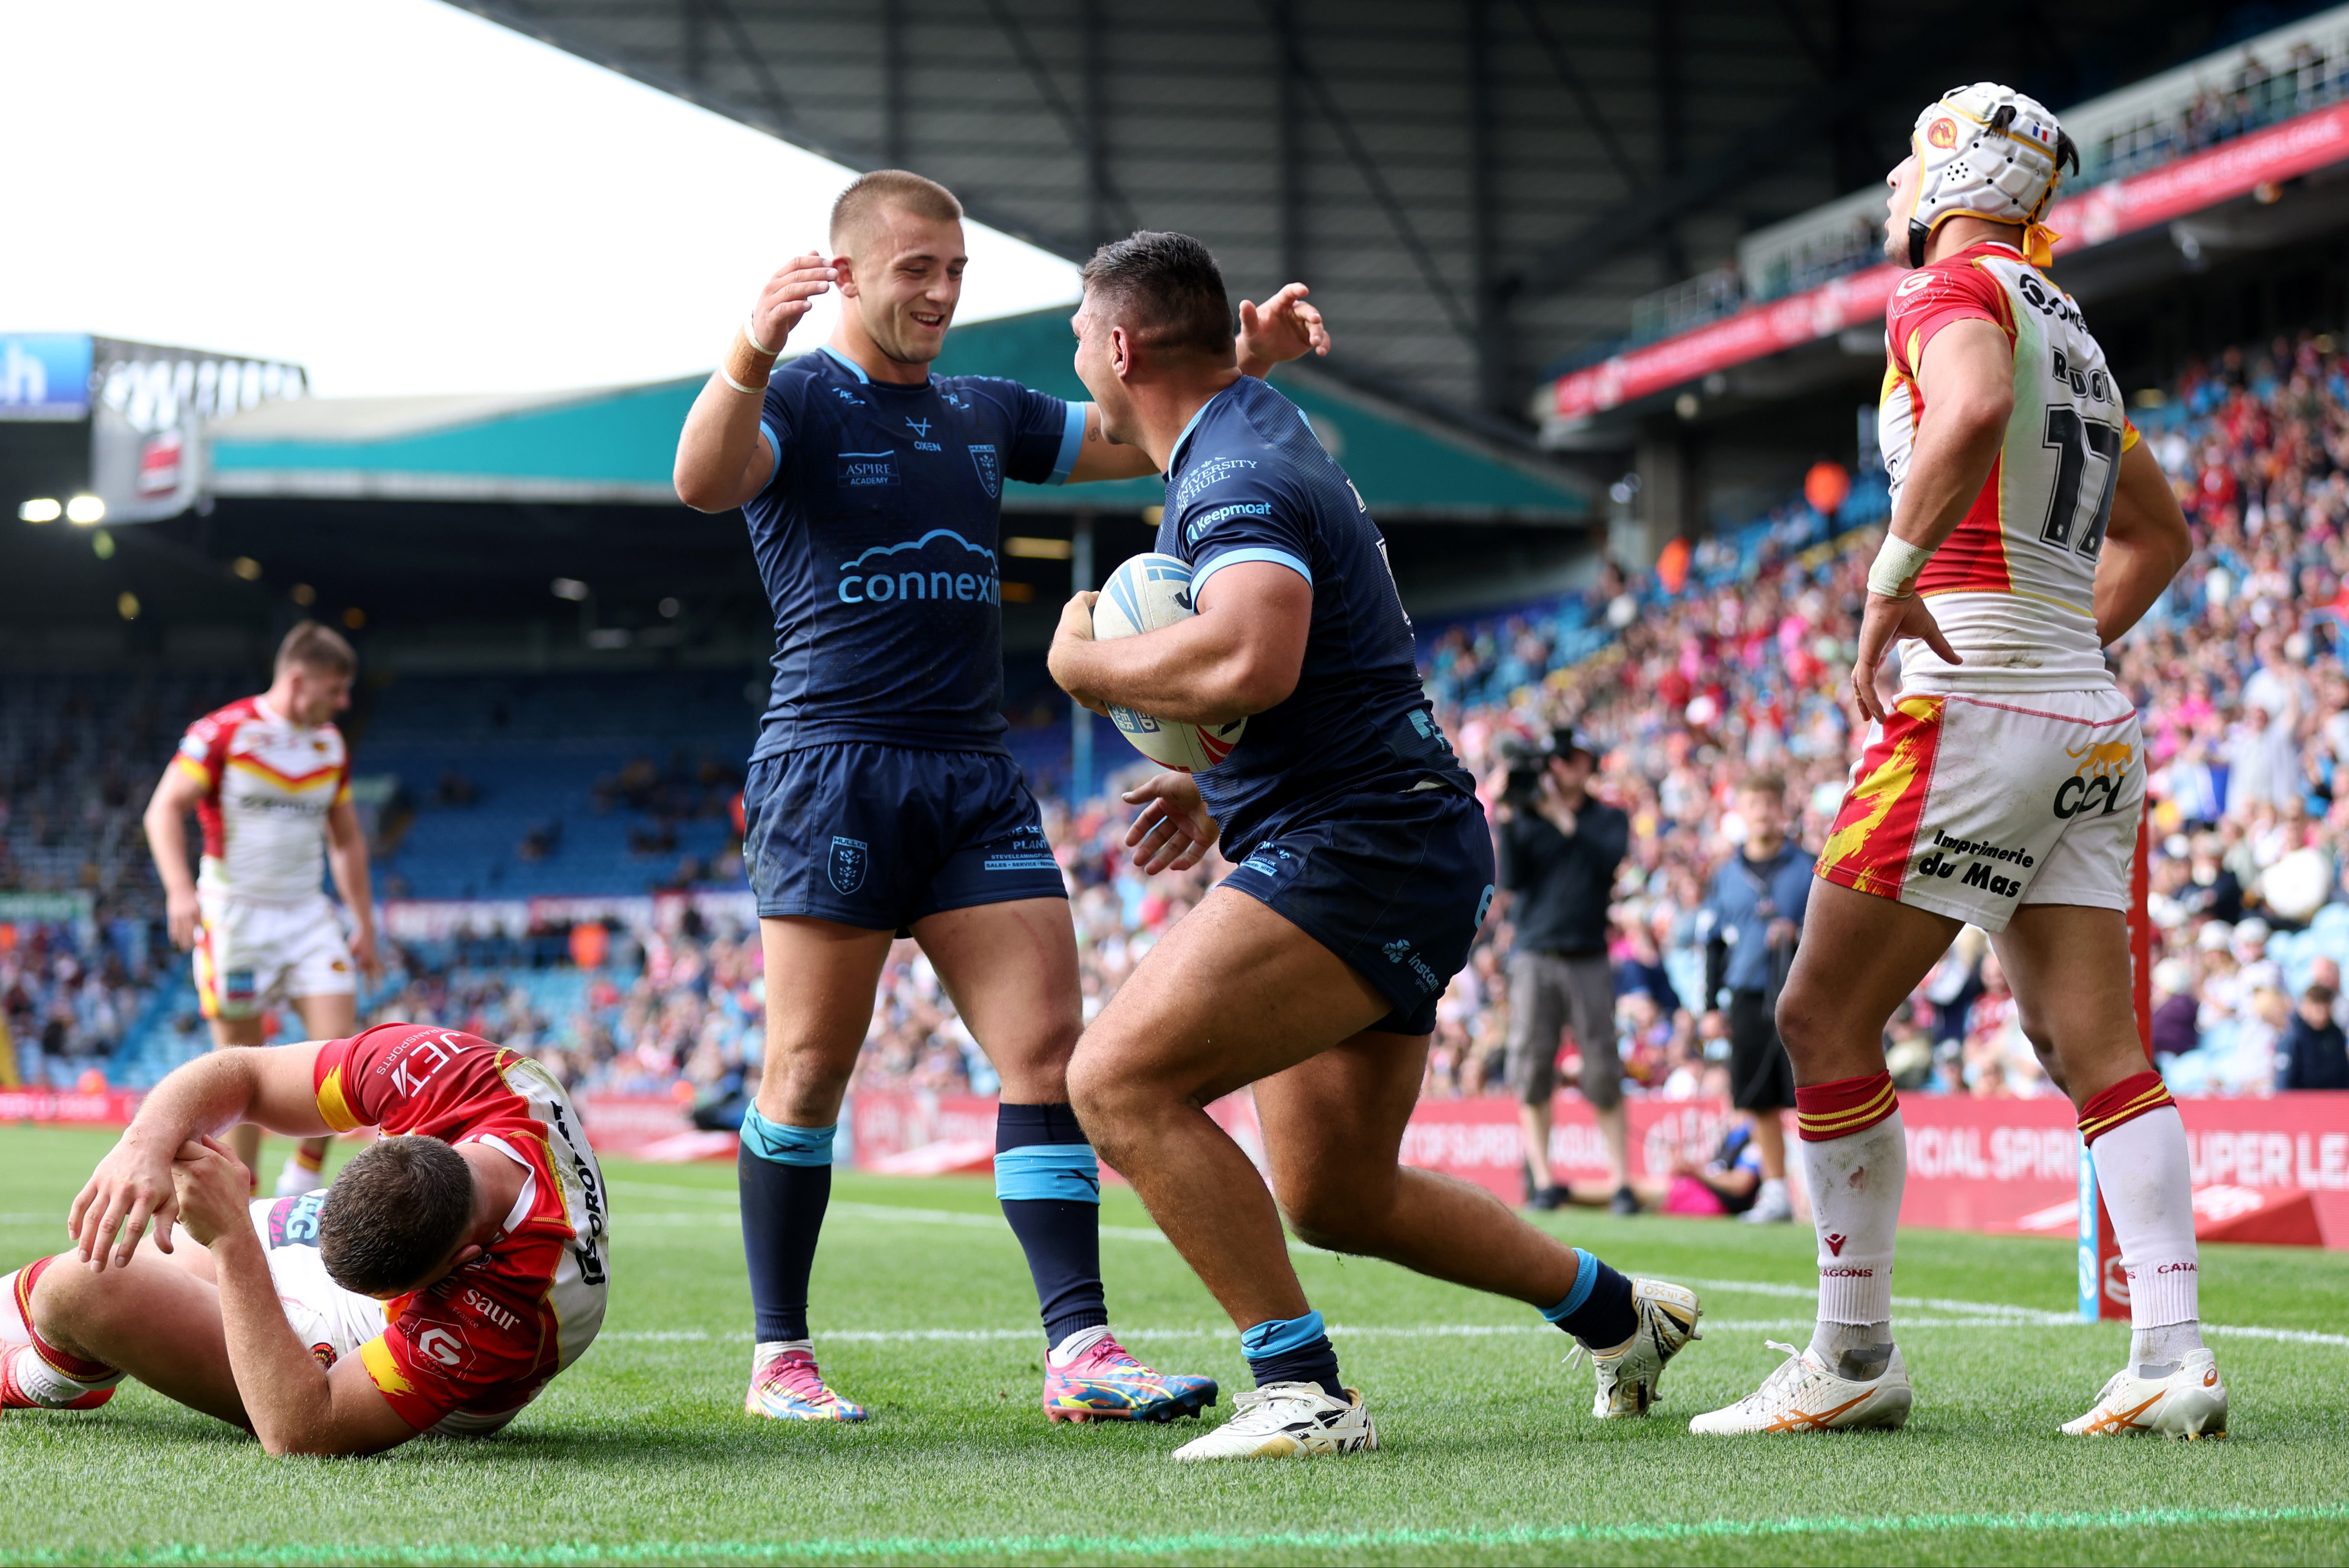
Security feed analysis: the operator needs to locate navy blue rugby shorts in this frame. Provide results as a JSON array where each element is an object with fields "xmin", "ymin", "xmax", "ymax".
[
  {"xmin": 742, "ymin": 742, "xmax": 1065, "ymax": 931},
  {"xmin": 1217, "ymin": 783, "xmax": 1496, "ymax": 1037}
]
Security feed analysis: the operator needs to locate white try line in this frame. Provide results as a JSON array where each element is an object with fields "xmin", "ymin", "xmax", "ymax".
[
  {"xmin": 597, "ymin": 1317, "xmax": 2036, "ymax": 1346},
  {"xmin": 606, "ymin": 1182, "xmax": 2349, "ymax": 1349}
]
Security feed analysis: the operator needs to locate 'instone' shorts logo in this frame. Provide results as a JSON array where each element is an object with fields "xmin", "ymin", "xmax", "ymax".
[{"xmin": 828, "ymin": 836, "xmax": 869, "ymax": 895}]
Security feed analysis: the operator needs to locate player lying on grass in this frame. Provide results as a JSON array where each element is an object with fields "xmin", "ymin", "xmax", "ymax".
[
  {"xmin": 1048, "ymin": 230, "xmax": 1702, "ymax": 1462},
  {"xmin": 673, "ymin": 168, "xmax": 1328, "ymax": 1427},
  {"xmin": 1691, "ymin": 84, "xmax": 2213, "ymax": 1440},
  {"xmin": 0, "ymin": 1024, "xmax": 608, "ymax": 1454}
]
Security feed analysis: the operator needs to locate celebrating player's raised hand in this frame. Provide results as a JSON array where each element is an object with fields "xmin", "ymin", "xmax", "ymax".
[
  {"xmin": 1236, "ymin": 283, "xmax": 1330, "ymax": 377},
  {"xmin": 1123, "ymin": 772, "xmax": 1220, "ymax": 873},
  {"xmin": 750, "ymin": 251, "xmax": 839, "ymax": 354}
]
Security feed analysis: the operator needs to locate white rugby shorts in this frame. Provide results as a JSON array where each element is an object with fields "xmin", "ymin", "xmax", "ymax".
[
  {"xmin": 194, "ymin": 893, "xmax": 355, "ymax": 1020},
  {"xmin": 1816, "ymin": 687, "xmax": 2141, "ymax": 933},
  {"xmin": 245, "ymin": 1195, "xmax": 386, "ymax": 1370}
]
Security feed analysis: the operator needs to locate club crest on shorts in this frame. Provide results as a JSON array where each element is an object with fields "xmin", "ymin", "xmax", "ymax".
[
  {"xmin": 968, "ymin": 444, "xmax": 1001, "ymax": 499},
  {"xmin": 828, "ymin": 836, "xmax": 870, "ymax": 895}
]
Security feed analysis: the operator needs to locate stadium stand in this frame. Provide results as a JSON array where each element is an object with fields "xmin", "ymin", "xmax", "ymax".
[{"xmin": 15, "ymin": 331, "xmax": 2349, "ymax": 1111}]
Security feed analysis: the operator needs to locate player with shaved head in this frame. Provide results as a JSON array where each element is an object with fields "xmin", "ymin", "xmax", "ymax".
[{"xmin": 673, "ymin": 171, "xmax": 1332, "ymax": 1428}]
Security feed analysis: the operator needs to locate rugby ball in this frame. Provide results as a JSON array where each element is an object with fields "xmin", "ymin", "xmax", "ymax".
[{"xmin": 1091, "ymin": 553, "xmax": 1246, "ymax": 773}]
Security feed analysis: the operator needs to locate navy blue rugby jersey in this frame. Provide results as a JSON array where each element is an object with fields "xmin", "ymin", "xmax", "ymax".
[
  {"xmin": 1154, "ymin": 375, "xmax": 1473, "ymax": 855},
  {"xmin": 742, "ymin": 346, "xmax": 1085, "ymax": 759}
]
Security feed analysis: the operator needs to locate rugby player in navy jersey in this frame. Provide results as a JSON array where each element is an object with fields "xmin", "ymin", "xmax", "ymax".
[
  {"xmin": 673, "ymin": 172, "xmax": 1329, "ymax": 1427},
  {"xmin": 1048, "ymin": 232, "xmax": 1704, "ymax": 1460}
]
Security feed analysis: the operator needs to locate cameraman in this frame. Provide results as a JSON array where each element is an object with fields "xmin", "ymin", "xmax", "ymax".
[{"xmin": 1487, "ymin": 733, "xmax": 1635, "ymax": 1214}]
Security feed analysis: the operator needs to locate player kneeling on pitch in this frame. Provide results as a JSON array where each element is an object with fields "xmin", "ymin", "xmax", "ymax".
[
  {"xmin": 0, "ymin": 1024, "xmax": 608, "ymax": 1454},
  {"xmin": 1049, "ymin": 231, "xmax": 1701, "ymax": 1462}
]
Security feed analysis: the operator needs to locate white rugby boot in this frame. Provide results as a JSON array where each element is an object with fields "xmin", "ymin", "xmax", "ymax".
[
  {"xmin": 1568, "ymin": 1278, "xmax": 1704, "ymax": 1417},
  {"xmin": 1168, "ymin": 1382, "xmax": 1376, "ymax": 1461},
  {"xmin": 2062, "ymin": 1347, "xmax": 2227, "ymax": 1439},
  {"xmin": 1689, "ymin": 1340, "xmax": 1912, "ymax": 1434}
]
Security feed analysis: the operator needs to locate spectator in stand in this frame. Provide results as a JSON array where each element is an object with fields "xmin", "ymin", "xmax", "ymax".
[
  {"xmin": 2279, "ymin": 979, "xmax": 2349, "ymax": 1089},
  {"xmin": 1488, "ymin": 731, "xmax": 1635, "ymax": 1213},
  {"xmin": 1697, "ymin": 772, "xmax": 1808, "ymax": 1222}
]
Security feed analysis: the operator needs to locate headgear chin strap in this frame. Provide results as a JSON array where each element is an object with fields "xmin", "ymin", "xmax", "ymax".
[{"xmin": 1905, "ymin": 83, "xmax": 2072, "ymax": 267}]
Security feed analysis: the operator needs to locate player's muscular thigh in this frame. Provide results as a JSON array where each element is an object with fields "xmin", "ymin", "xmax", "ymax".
[
  {"xmin": 913, "ymin": 898, "xmax": 1081, "ymax": 1099},
  {"xmin": 755, "ymin": 916, "xmax": 894, "ymax": 1124},
  {"xmin": 1775, "ymin": 880, "xmax": 1959, "ymax": 1082}
]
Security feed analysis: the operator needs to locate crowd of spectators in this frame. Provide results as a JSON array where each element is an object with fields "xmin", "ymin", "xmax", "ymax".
[{"xmin": 24, "ymin": 329, "xmax": 2349, "ymax": 1108}]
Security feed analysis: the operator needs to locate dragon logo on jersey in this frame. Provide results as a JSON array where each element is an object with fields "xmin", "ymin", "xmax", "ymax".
[
  {"xmin": 828, "ymin": 836, "xmax": 869, "ymax": 895},
  {"xmin": 968, "ymin": 444, "xmax": 1001, "ymax": 498}
]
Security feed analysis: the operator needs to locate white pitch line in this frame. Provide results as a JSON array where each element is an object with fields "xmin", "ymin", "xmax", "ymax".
[
  {"xmin": 596, "ymin": 1318, "xmax": 2023, "ymax": 1346},
  {"xmin": 605, "ymin": 1184, "xmax": 2349, "ymax": 1348}
]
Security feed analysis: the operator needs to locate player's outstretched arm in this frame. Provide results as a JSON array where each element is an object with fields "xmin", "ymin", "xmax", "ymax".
[
  {"xmin": 69, "ymin": 1042, "xmax": 331, "ymax": 1270},
  {"xmin": 675, "ymin": 251, "xmax": 837, "ymax": 512},
  {"xmin": 174, "ymin": 1137, "xmax": 416, "ymax": 1455},
  {"xmin": 1048, "ymin": 560, "xmax": 1311, "ymax": 725},
  {"xmin": 142, "ymin": 762, "xmax": 206, "ymax": 953},
  {"xmin": 2095, "ymin": 438, "xmax": 2193, "ymax": 647}
]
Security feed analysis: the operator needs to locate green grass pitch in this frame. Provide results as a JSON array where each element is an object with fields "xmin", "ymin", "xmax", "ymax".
[{"xmin": 2, "ymin": 1123, "xmax": 2344, "ymax": 1567}]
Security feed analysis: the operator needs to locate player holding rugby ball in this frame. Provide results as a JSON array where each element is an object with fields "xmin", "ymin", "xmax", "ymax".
[{"xmin": 1048, "ymin": 231, "xmax": 1700, "ymax": 1462}]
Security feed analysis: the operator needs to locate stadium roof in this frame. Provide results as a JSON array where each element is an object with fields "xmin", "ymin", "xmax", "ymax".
[
  {"xmin": 442, "ymin": 0, "xmax": 2270, "ymax": 445},
  {"xmin": 207, "ymin": 306, "xmax": 1591, "ymax": 522}
]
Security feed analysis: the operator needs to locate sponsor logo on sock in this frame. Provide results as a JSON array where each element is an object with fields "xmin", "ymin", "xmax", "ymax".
[
  {"xmin": 1824, "ymin": 1232, "xmax": 1847, "ymax": 1256},
  {"xmin": 1820, "ymin": 1266, "xmax": 1875, "ymax": 1278}
]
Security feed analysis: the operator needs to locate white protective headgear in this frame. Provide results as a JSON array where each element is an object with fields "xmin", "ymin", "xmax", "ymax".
[{"xmin": 1904, "ymin": 83, "xmax": 2076, "ymax": 267}]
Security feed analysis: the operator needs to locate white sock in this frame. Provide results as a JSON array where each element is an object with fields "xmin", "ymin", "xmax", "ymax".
[
  {"xmin": 275, "ymin": 1155, "xmax": 324, "ymax": 1198},
  {"xmin": 1048, "ymin": 1325, "xmax": 1113, "ymax": 1366},
  {"xmin": 0, "ymin": 1270, "xmax": 28, "ymax": 1346},
  {"xmin": 2089, "ymin": 1105, "xmax": 2205, "ymax": 1372},
  {"xmin": 753, "ymin": 1338, "xmax": 812, "ymax": 1371},
  {"xmin": 6, "ymin": 1344, "xmax": 123, "ymax": 1406},
  {"xmin": 1801, "ymin": 1110, "xmax": 1904, "ymax": 1379}
]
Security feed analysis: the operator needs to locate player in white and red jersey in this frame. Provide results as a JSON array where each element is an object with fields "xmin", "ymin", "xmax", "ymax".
[
  {"xmin": 0, "ymin": 1022, "xmax": 608, "ymax": 1452},
  {"xmin": 144, "ymin": 621, "xmax": 380, "ymax": 1198},
  {"xmin": 1692, "ymin": 85, "xmax": 2217, "ymax": 1440}
]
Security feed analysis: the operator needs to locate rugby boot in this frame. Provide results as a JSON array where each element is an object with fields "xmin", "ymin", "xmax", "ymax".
[
  {"xmin": 1041, "ymin": 1333, "xmax": 1217, "ymax": 1423},
  {"xmin": 1569, "ymin": 1277, "xmax": 1703, "ymax": 1417},
  {"xmin": 0, "ymin": 1343, "xmax": 119, "ymax": 1411},
  {"xmin": 744, "ymin": 1347, "xmax": 867, "ymax": 1422},
  {"xmin": 1689, "ymin": 1340, "xmax": 1912, "ymax": 1434},
  {"xmin": 1169, "ymin": 1382, "xmax": 1375, "ymax": 1461},
  {"xmin": 2062, "ymin": 1347, "xmax": 2227, "ymax": 1439}
]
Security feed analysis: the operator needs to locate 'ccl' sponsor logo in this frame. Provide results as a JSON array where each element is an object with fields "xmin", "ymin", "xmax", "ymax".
[{"xmin": 837, "ymin": 528, "xmax": 1001, "ymax": 606}]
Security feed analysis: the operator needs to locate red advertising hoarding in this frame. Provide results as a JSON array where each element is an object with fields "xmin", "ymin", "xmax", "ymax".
[{"xmin": 1549, "ymin": 101, "xmax": 2349, "ymax": 423}]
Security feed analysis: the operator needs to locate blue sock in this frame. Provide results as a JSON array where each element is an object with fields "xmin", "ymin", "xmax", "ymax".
[
  {"xmin": 994, "ymin": 1103, "xmax": 1108, "ymax": 1349},
  {"xmin": 1542, "ymin": 1248, "xmax": 1637, "ymax": 1349},
  {"xmin": 1242, "ymin": 1310, "xmax": 1344, "ymax": 1399},
  {"xmin": 738, "ymin": 1108, "xmax": 835, "ymax": 1345}
]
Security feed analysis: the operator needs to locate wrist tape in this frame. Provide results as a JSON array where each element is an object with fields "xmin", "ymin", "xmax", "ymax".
[
  {"xmin": 720, "ymin": 328, "xmax": 773, "ymax": 395},
  {"xmin": 1866, "ymin": 533, "xmax": 1936, "ymax": 599}
]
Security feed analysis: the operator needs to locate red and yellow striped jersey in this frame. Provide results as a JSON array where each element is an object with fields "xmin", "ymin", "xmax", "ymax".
[
  {"xmin": 314, "ymin": 1024, "xmax": 609, "ymax": 1436},
  {"xmin": 1879, "ymin": 241, "xmax": 2141, "ymax": 693},
  {"xmin": 173, "ymin": 696, "xmax": 351, "ymax": 902}
]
